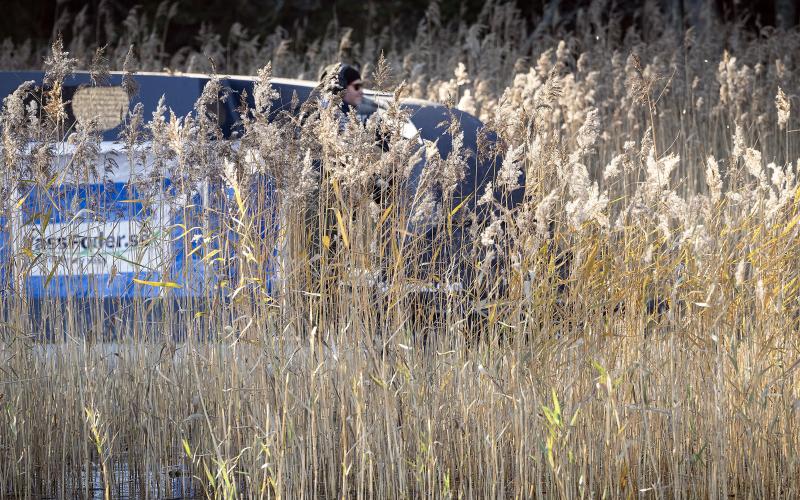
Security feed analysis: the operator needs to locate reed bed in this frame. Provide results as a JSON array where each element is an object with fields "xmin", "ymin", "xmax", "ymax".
[{"xmin": 1, "ymin": 2, "xmax": 800, "ymax": 498}]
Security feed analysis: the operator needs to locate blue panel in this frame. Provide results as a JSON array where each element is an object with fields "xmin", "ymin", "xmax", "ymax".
[
  {"xmin": 19, "ymin": 178, "xmax": 179, "ymax": 299},
  {"xmin": 0, "ymin": 71, "xmax": 289, "ymax": 327},
  {"xmin": 21, "ymin": 181, "xmax": 150, "ymax": 224}
]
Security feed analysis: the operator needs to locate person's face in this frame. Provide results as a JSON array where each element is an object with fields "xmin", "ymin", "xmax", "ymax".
[{"xmin": 343, "ymin": 79, "xmax": 364, "ymax": 106}]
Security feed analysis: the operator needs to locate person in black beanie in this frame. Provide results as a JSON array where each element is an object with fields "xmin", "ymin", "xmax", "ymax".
[
  {"xmin": 339, "ymin": 65, "xmax": 364, "ymax": 107},
  {"xmin": 317, "ymin": 63, "xmax": 364, "ymax": 114}
]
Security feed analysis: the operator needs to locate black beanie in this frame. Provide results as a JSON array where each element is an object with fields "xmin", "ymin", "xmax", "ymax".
[{"xmin": 339, "ymin": 65, "xmax": 361, "ymax": 87}]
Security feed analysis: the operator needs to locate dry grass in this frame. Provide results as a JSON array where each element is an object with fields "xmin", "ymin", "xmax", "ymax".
[{"xmin": 1, "ymin": 2, "xmax": 800, "ymax": 498}]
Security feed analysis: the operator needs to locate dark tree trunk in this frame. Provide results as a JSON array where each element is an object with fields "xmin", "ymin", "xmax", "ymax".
[
  {"xmin": 668, "ymin": 0, "xmax": 684, "ymax": 35},
  {"xmin": 775, "ymin": 0, "xmax": 797, "ymax": 29},
  {"xmin": 683, "ymin": 0, "xmax": 710, "ymax": 33}
]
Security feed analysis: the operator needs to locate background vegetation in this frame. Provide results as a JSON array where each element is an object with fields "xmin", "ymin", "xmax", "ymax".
[{"xmin": 1, "ymin": 0, "xmax": 798, "ymax": 73}]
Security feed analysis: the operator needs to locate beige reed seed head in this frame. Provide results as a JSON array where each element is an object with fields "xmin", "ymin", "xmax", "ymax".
[{"xmin": 776, "ymin": 87, "xmax": 790, "ymax": 130}]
